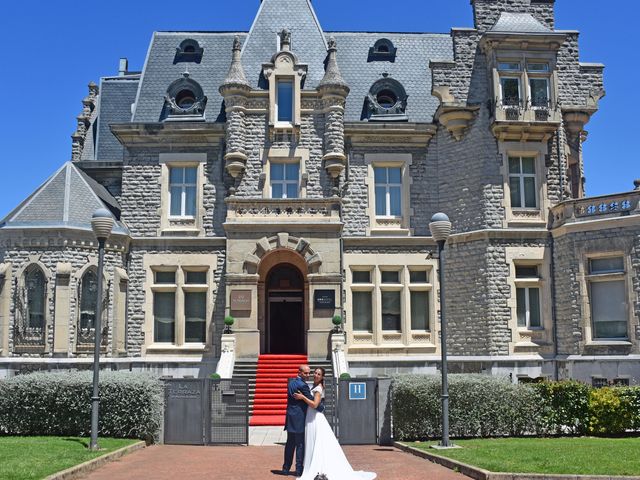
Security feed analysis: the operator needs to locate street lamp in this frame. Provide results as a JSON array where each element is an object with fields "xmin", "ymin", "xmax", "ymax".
[
  {"xmin": 429, "ymin": 212, "xmax": 452, "ymax": 448},
  {"xmin": 90, "ymin": 208, "xmax": 114, "ymax": 451}
]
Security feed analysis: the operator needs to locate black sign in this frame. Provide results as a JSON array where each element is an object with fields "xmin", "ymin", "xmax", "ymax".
[{"xmin": 314, "ymin": 290, "xmax": 335, "ymax": 309}]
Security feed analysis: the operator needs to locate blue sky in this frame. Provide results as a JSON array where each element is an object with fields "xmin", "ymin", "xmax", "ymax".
[{"xmin": 0, "ymin": 0, "xmax": 637, "ymax": 219}]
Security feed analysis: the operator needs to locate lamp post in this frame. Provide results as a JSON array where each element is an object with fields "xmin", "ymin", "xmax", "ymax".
[
  {"xmin": 429, "ymin": 213, "xmax": 452, "ymax": 448},
  {"xmin": 90, "ymin": 209, "xmax": 114, "ymax": 451}
]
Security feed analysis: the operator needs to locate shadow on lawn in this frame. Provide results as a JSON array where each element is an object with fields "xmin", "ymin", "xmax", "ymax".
[{"xmin": 62, "ymin": 437, "xmax": 89, "ymax": 448}]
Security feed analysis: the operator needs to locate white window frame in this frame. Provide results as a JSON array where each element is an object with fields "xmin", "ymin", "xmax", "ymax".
[
  {"xmin": 374, "ymin": 166, "xmax": 403, "ymax": 218},
  {"xmin": 143, "ymin": 253, "xmax": 216, "ymax": 353},
  {"xmin": 586, "ymin": 255, "xmax": 629, "ymax": 341},
  {"xmin": 275, "ymin": 78, "xmax": 294, "ymax": 124},
  {"xmin": 509, "ymin": 156, "xmax": 538, "ymax": 209},
  {"xmin": 345, "ymin": 255, "xmax": 436, "ymax": 351},
  {"xmin": 270, "ymin": 162, "xmax": 300, "ymax": 199},
  {"xmin": 169, "ymin": 166, "xmax": 197, "ymax": 218},
  {"xmin": 261, "ymin": 147, "xmax": 308, "ymax": 199},
  {"xmin": 365, "ymin": 154, "xmax": 413, "ymax": 235},
  {"xmin": 515, "ymin": 266, "xmax": 542, "ymax": 329},
  {"xmin": 159, "ymin": 153, "xmax": 207, "ymax": 236}
]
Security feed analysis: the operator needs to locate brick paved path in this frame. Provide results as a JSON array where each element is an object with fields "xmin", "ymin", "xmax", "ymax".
[{"xmin": 81, "ymin": 444, "xmax": 467, "ymax": 480}]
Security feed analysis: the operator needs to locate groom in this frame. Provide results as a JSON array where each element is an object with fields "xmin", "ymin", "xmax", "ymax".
[{"xmin": 281, "ymin": 364, "xmax": 323, "ymax": 477}]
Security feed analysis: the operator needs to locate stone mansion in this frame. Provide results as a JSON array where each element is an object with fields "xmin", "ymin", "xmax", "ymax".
[{"xmin": 0, "ymin": 0, "xmax": 638, "ymax": 385}]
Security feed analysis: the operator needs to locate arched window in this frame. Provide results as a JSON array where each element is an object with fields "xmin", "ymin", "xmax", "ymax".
[
  {"xmin": 25, "ymin": 267, "xmax": 45, "ymax": 331},
  {"xmin": 163, "ymin": 73, "xmax": 207, "ymax": 120},
  {"xmin": 366, "ymin": 77, "xmax": 408, "ymax": 121},
  {"xmin": 368, "ymin": 38, "xmax": 397, "ymax": 62},
  {"xmin": 174, "ymin": 39, "xmax": 204, "ymax": 63},
  {"xmin": 79, "ymin": 269, "xmax": 98, "ymax": 335}
]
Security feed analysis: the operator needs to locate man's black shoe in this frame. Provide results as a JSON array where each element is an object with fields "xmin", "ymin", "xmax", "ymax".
[{"xmin": 271, "ymin": 469, "xmax": 290, "ymax": 476}]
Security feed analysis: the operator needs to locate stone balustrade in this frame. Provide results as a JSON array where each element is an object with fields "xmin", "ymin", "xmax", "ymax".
[{"xmin": 550, "ymin": 190, "xmax": 640, "ymax": 228}]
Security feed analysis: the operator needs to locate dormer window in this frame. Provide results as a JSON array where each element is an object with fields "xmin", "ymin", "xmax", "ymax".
[
  {"xmin": 527, "ymin": 63, "xmax": 550, "ymax": 108},
  {"xmin": 366, "ymin": 77, "xmax": 408, "ymax": 121},
  {"xmin": 496, "ymin": 59, "xmax": 553, "ymax": 110},
  {"xmin": 276, "ymin": 79, "xmax": 294, "ymax": 122},
  {"xmin": 368, "ymin": 38, "xmax": 397, "ymax": 62},
  {"xmin": 163, "ymin": 74, "xmax": 207, "ymax": 120},
  {"xmin": 174, "ymin": 39, "xmax": 204, "ymax": 64}
]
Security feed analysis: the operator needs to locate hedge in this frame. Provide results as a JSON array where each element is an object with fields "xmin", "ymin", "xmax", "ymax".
[
  {"xmin": 0, "ymin": 371, "xmax": 163, "ymax": 440},
  {"xmin": 392, "ymin": 375, "xmax": 640, "ymax": 441},
  {"xmin": 392, "ymin": 374, "xmax": 544, "ymax": 440}
]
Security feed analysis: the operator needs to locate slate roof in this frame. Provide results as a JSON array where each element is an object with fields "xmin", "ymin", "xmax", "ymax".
[
  {"xmin": 132, "ymin": 32, "xmax": 244, "ymax": 123},
  {"xmin": 489, "ymin": 12, "xmax": 551, "ymax": 33},
  {"xmin": 128, "ymin": 0, "xmax": 454, "ymax": 124},
  {"xmin": 95, "ymin": 76, "xmax": 140, "ymax": 161},
  {"xmin": 240, "ymin": 0, "xmax": 328, "ymax": 90},
  {"xmin": 329, "ymin": 32, "xmax": 452, "ymax": 122},
  {"xmin": 0, "ymin": 162, "xmax": 128, "ymax": 234}
]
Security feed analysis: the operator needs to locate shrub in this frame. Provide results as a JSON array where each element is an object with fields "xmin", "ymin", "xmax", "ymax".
[
  {"xmin": 588, "ymin": 387, "xmax": 634, "ymax": 435},
  {"xmin": 332, "ymin": 315, "xmax": 342, "ymax": 326},
  {"xmin": 391, "ymin": 374, "xmax": 544, "ymax": 441},
  {"xmin": 0, "ymin": 371, "xmax": 163, "ymax": 440},
  {"xmin": 210, "ymin": 373, "xmax": 221, "ymax": 380},
  {"xmin": 617, "ymin": 387, "xmax": 640, "ymax": 430},
  {"xmin": 533, "ymin": 380, "xmax": 590, "ymax": 435},
  {"xmin": 339, "ymin": 373, "xmax": 351, "ymax": 380}
]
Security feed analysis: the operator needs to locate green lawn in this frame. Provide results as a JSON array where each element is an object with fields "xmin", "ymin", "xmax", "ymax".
[
  {"xmin": 410, "ymin": 437, "xmax": 640, "ymax": 476},
  {"xmin": 0, "ymin": 436, "xmax": 139, "ymax": 480}
]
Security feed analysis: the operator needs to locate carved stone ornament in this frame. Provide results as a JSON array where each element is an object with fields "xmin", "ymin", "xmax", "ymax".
[
  {"xmin": 163, "ymin": 73, "xmax": 207, "ymax": 120},
  {"xmin": 366, "ymin": 76, "xmax": 408, "ymax": 121}
]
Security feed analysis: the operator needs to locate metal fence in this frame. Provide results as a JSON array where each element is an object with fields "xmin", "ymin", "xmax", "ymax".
[{"xmin": 164, "ymin": 378, "xmax": 248, "ymax": 445}]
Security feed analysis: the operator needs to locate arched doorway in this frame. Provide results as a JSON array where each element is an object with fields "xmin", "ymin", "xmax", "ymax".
[{"xmin": 265, "ymin": 263, "xmax": 306, "ymax": 354}]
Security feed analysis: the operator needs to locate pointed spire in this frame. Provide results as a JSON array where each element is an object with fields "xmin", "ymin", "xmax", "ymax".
[
  {"xmin": 319, "ymin": 36, "xmax": 349, "ymax": 93},
  {"xmin": 221, "ymin": 36, "xmax": 249, "ymax": 89}
]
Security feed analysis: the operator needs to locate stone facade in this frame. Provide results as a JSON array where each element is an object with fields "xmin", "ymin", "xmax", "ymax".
[{"xmin": 1, "ymin": 0, "xmax": 638, "ymax": 385}]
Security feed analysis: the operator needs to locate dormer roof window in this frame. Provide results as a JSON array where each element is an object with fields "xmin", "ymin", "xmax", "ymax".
[
  {"xmin": 368, "ymin": 38, "xmax": 397, "ymax": 62},
  {"xmin": 174, "ymin": 39, "xmax": 204, "ymax": 64},
  {"xmin": 163, "ymin": 73, "xmax": 207, "ymax": 120},
  {"xmin": 366, "ymin": 76, "xmax": 408, "ymax": 121}
]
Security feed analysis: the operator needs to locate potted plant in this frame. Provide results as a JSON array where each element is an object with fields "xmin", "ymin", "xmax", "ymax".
[
  {"xmin": 331, "ymin": 314, "xmax": 343, "ymax": 333},
  {"xmin": 224, "ymin": 315, "xmax": 235, "ymax": 334}
]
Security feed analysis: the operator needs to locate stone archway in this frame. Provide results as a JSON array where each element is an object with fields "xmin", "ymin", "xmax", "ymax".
[{"xmin": 258, "ymin": 248, "xmax": 309, "ymax": 354}]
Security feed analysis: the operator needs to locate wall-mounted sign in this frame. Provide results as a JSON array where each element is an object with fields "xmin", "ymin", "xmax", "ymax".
[
  {"xmin": 230, "ymin": 290, "xmax": 252, "ymax": 312},
  {"xmin": 348, "ymin": 382, "xmax": 367, "ymax": 400},
  {"xmin": 314, "ymin": 289, "xmax": 335, "ymax": 310}
]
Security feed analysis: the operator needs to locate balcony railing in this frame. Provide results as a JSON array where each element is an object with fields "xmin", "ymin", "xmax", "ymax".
[
  {"xmin": 550, "ymin": 190, "xmax": 640, "ymax": 229},
  {"xmin": 225, "ymin": 197, "xmax": 342, "ymax": 229},
  {"xmin": 492, "ymin": 97, "xmax": 561, "ymax": 142}
]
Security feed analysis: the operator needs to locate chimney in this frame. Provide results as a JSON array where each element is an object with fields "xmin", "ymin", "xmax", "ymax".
[{"xmin": 118, "ymin": 58, "xmax": 129, "ymax": 76}]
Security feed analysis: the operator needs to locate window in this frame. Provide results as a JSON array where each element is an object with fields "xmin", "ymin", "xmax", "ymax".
[
  {"xmin": 78, "ymin": 269, "xmax": 98, "ymax": 339},
  {"xmin": 368, "ymin": 38, "xmax": 397, "ymax": 62},
  {"xmin": 500, "ymin": 77, "xmax": 521, "ymax": 106},
  {"xmin": 409, "ymin": 270, "xmax": 430, "ymax": 331},
  {"xmin": 529, "ymin": 78, "xmax": 549, "ymax": 107},
  {"xmin": 592, "ymin": 378, "xmax": 608, "ymax": 389},
  {"xmin": 151, "ymin": 267, "xmax": 209, "ymax": 345},
  {"xmin": 352, "ymin": 271, "xmax": 371, "ymax": 284},
  {"xmin": 25, "ymin": 267, "xmax": 46, "ymax": 331},
  {"xmin": 270, "ymin": 162, "xmax": 299, "ymax": 199},
  {"xmin": 352, "ymin": 291, "xmax": 373, "ymax": 332},
  {"xmin": 169, "ymin": 167, "xmax": 197, "ymax": 217},
  {"xmin": 588, "ymin": 257, "xmax": 627, "ymax": 340},
  {"xmin": 381, "ymin": 291, "xmax": 401, "ymax": 331},
  {"xmin": 509, "ymin": 157, "xmax": 537, "ymax": 208},
  {"xmin": 276, "ymin": 79, "xmax": 294, "ymax": 122},
  {"xmin": 515, "ymin": 266, "xmax": 541, "ymax": 328},
  {"xmin": 374, "ymin": 167, "xmax": 402, "ymax": 216},
  {"xmin": 367, "ymin": 78, "xmax": 408, "ymax": 120}
]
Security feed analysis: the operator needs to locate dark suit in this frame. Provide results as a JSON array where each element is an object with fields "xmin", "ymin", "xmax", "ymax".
[{"xmin": 283, "ymin": 376, "xmax": 314, "ymax": 474}]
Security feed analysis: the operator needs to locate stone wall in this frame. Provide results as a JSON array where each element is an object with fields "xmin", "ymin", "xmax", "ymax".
[
  {"xmin": 120, "ymin": 145, "xmax": 224, "ymax": 237},
  {"xmin": 471, "ymin": 0, "xmax": 555, "ymax": 32},
  {"xmin": 126, "ymin": 246, "xmax": 226, "ymax": 356},
  {"xmin": 553, "ymin": 225, "xmax": 640, "ymax": 356},
  {"xmin": 1, "ymin": 245, "xmax": 125, "ymax": 356}
]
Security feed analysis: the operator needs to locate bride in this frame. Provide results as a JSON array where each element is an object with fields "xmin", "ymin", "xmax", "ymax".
[{"xmin": 293, "ymin": 368, "xmax": 376, "ymax": 480}]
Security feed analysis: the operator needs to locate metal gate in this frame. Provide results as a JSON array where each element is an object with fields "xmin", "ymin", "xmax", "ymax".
[
  {"xmin": 209, "ymin": 378, "xmax": 249, "ymax": 445},
  {"xmin": 337, "ymin": 378, "xmax": 378, "ymax": 445},
  {"xmin": 163, "ymin": 378, "xmax": 248, "ymax": 445}
]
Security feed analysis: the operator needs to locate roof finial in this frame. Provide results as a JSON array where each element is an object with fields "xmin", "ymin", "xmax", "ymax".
[
  {"xmin": 221, "ymin": 35, "xmax": 249, "ymax": 89},
  {"xmin": 319, "ymin": 36, "xmax": 349, "ymax": 94},
  {"xmin": 279, "ymin": 28, "xmax": 291, "ymax": 51}
]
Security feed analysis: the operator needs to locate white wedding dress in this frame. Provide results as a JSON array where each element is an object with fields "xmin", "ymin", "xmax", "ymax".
[{"xmin": 298, "ymin": 385, "xmax": 376, "ymax": 480}]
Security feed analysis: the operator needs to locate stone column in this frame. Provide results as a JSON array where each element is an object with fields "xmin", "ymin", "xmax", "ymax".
[
  {"xmin": 53, "ymin": 263, "xmax": 72, "ymax": 355},
  {"xmin": 112, "ymin": 267, "xmax": 129, "ymax": 355},
  {"xmin": 0, "ymin": 263, "xmax": 12, "ymax": 356}
]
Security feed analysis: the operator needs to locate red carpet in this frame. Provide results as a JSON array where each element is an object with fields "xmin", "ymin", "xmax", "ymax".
[{"xmin": 249, "ymin": 354, "xmax": 308, "ymax": 426}]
